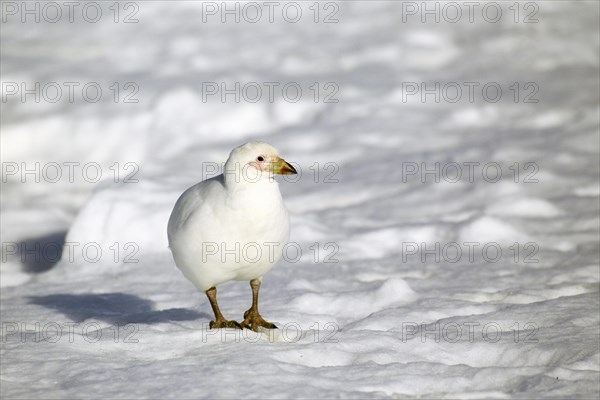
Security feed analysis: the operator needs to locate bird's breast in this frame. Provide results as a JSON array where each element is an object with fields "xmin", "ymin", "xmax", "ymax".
[{"xmin": 227, "ymin": 201, "xmax": 290, "ymax": 244}]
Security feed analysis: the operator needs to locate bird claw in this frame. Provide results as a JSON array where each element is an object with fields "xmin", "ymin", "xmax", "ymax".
[
  {"xmin": 209, "ymin": 319, "xmax": 242, "ymax": 330},
  {"xmin": 241, "ymin": 309, "xmax": 278, "ymax": 331}
]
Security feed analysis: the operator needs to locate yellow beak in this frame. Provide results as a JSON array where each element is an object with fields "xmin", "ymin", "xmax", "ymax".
[{"xmin": 271, "ymin": 157, "xmax": 297, "ymax": 175}]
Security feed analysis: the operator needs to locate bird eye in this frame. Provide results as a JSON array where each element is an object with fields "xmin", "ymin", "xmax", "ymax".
[{"xmin": 257, "ymin": 156, "xmax": 264, "ymax": 162}]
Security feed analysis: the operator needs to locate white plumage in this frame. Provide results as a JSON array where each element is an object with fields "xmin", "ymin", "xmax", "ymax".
[{"xmin": 167, "ymin": 141, "xmax": 297, "ymax": 330}]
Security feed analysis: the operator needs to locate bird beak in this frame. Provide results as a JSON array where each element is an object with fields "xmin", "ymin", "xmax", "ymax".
[{"xmin": 271, "ymin": 157, "xmax": 297, "ymax": 175}]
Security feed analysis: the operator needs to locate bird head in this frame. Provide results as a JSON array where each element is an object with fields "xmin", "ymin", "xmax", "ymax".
[{"xmin": 224, "ymin": 141, "xmax": 297, "ymax": 185}]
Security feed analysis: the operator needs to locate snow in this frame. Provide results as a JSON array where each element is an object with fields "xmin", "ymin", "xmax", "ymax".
[{"xmin": 1, "ymin": 1, "xmax": 599, "ymax": 399}]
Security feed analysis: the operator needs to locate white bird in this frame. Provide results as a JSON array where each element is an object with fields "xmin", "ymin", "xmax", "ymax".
[{"xmin": 167, "ymin": 141, "xmax": 297, "ymax": 330}]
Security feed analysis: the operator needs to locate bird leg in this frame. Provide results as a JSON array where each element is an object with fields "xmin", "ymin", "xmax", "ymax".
[
  {"xmin": 241, "ymin": 279, "xmax": 278, "ymax": 331},
  {"xmin": 205, "ymin": 287, "xmax": 241, "ymax": 329}
]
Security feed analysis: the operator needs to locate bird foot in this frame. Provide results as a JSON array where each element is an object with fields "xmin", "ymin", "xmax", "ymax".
[
  {"xmin": 241, "ymin": 308, "xmax": 278, "ymax": 331},
  {"xmin": 209, "ymin": 319, "xmax": 242, "ymax": 330}
]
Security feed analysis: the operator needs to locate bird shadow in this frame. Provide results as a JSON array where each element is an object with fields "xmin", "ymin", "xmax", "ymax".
[
  {"xmin": 18, "ymin": 231, "xmax": 67, "ymax": 273},
  {"xmin": 28, "ymin": 293, "xmax": 209, "ymax": 326}
]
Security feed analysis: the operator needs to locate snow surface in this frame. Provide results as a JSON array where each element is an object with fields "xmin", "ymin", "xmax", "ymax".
[{"xmin": 1, "ymin": 1, "xmax": 599, "ymax": 399}]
